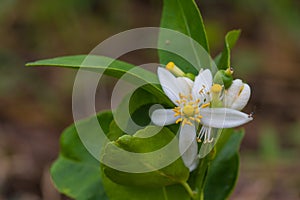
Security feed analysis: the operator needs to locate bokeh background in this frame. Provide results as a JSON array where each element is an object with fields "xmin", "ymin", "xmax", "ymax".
[{"xmin": 0, "ymin": 0, "xmax": 299, "ymax": 199}]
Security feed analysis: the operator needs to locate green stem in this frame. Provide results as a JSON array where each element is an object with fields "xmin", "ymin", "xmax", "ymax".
[
  {"xmin": 181, "ymin": 181, "xmax": 196, "ymax": 199},
  {"xmin": 195, "ymin": 159, "xmax": 210, "ymax": 200}
]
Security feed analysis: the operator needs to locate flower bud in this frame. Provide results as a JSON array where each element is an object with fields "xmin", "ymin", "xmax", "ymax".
[{"xmin": 213, "ymin": 68, "xmax": 233, "ymax": 89}]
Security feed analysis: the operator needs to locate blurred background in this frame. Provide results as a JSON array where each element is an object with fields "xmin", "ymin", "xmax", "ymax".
[{"xmin": 0, "ymin": 0, "xmax": 299, "ymax": 199}]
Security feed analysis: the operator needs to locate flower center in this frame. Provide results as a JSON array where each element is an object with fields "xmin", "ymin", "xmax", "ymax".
[
  {"xmin": 182, "ymin": 104, "xmax": 194, "ymax": 117},
  {"xmin": 173, "ymin": 93, "xmax": 202, "ymax": 126}
]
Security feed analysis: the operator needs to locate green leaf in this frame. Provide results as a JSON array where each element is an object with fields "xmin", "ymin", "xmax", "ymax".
[
  {"xmin": 50, "ymin": 111, "xmax": 113, "ymax": 200},
  {"xmin": 215, "ymin": 30, "xmax": 241, "ymax": 70},
  {"xmin": 102, "ymin": 173, "xmax": 191, "ymax": 200},
  {"xmin": 159, "ymin": 0, "xmax": 209, "ymax": 74},
  {"xmin": 114, "ymin": 87, "xmax": 173, "ymax": 135},
  {"xmin": 26, "ymin": 55, "xmax": 171, "ymax": 104},
  {"xmin": 101, "ymin": 126, "xmax": 190, "ymax": 187},
  {"xmin": 204, "ymin": 129, "xmax": 245, "ymax": 200}
]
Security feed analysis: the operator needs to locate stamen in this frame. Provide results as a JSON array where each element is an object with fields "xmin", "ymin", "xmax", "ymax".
[
  {"xmin": 201, "ymin": 103, "xmax": 210, "ymax": 108},
  {"xmin": 176, "ymin": 118, "xmax": 183, "ymax": 124}
]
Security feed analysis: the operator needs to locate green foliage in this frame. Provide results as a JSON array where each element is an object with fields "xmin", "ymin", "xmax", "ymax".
[
  {"xmin": 102, "ymin": 174, "xmax": 191, "ymax": 200},
  {"xmin": 215, "ymin": 30, "xmax": 241, "ymax": 70},
  {"xmin": 213, "ymin": 70, "xmax": 233, "ymax": 89},
  {"xmin": 114, "ymin": 87, "xmax": 173, "ymax": 134},
  {"xmin": 204, "ymin": 129, "xmax": 244, "ymax": 200},
  {"xmin": 102, "ymin": 126, "xmax": 189, "ymax": 187},
  {"xmin": 26, "ymin": 55, "xmax": 171, "ymax": 105},
  {"xmin": 51, "ymin": 111, "xmax": 113, "ymax": 200},
  {"xmin": 158, "ymin": 0, "xmax": 209, "ymax": 74}
]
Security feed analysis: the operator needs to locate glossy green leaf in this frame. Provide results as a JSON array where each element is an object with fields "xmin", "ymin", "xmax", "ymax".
[
  {"xmin": 102, "ymin": 173, "xmax": 191, "ymax": 200},
  {"xmin": 101, "ymin": 126, "xmax": 190, "ymax": 187},
  {"xmin": 215, "ymin": 30, "xmax": 241, "ymax": 70},
  {"xmin": 204, "ymin": 129, "xmax": 245, "ymax": 200},
  {"xmin": 114, "ymin": 87, "xmax": 173, "ymax": 135},
  {"xmin": 26, "ymin": 55, "xmax": 170, "ymax": 103},
  {"xmin": 158, "ymin": 0, "xmax": 209, "ymax": 74},
  {"xmin": 50, "ymin": 111, "xmax": 113, "ymax": 200}
]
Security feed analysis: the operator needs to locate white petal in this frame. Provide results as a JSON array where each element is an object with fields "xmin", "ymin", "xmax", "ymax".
[
  {"xmin": 200, "ymin": 108, "xmax": 252, "ymax": 128},
  {"xmin": 157, "ymin": 67, "xmax": 182, "ymax": 105},
  {"xmin": 231, "ymin": 83, "xmax": 251, "ymax": 110},
  {"xmin": 179, "ymin": 124, "xmax": 198, "ymax": 170},
  {"xmin": 192, "ymin": 69, "xmax": 213, "ymax": 100},
  {"xmin": 224, "ymin": 79, "xmax": 243, "ymax": 107},
  {"xmin": 187, "ymin": 156, "xmax": 199, "ymax": 172},
  {"xmin": 225, "ymin": 79, "xmax": 251, "ymax": 110},
  {"xmin": 176, "ymin": 77, "xmax": 193, "ymax": 96},
  {"xmin": 151, "ymin": 109, "xmax": 178, "ymax": 126}
]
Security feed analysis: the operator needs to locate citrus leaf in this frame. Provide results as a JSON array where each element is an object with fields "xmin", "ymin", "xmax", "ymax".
[
  {"xmin": 101, "ymin": 126, "xmax": 190, "ymax": 187},
  {"xmin": 102, "ymin": 173, "xmax": 191, "ymax": 200},
  {"xmin": 50, "ymin": 111, "xmax": 113, "ymax": 200},
  {"xmin": 215, "ymin": 30, "xmax": 241, "ymax": 70},
  {"xmin": 203, "ymin": 129, "xmax": 245, "ymax": 200},
  {"xmin": 26, "ymin": 55, "xmax": 170, "ymax": 103},
  {"xmin": 159, "ymin": 0, "xmax": 210, "ymax": 74}
]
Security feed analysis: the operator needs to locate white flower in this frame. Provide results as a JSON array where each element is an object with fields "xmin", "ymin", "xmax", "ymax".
[
  {"xmin": 151, "ymin": 66, "xmax": 252, "ymax": 171},
  {"xmin": 224, "ymin": 79, "xmax": 251, "ymax": 110}
]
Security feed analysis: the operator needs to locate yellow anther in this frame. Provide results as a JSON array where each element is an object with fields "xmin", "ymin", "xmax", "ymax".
[
  {"xmin": 201, "ymin": 103, "xmax": 210, "ymax": 108},
  {"xmin": 182, "ymin": 105, "xmax": 194, "ymax": 117},
  {"xmin": 176, "ymin": 118, "xmax": 183, "ymax": 124},
  {"xmin": 197, "ymin": 115, "xmax": 203, "ymax": 119},
  {"xmin": 179, "ymin": 93, "xmax": 187, "ymax": 99},
  {"xmin": 186, "ymin": 121, "xmax": 193, "ymax": 125},
  {"xmin": 165, "ymin": 62, "xmax": 185, "ymax": 77},
  {"xmin": 182, "ymin": 118, "xmax": 187, "ymax": 126},
  {"xmin": 166, "ymin": 62, "xmax": 175, "ymax": 70},
  {"xmin": 211, "ymin": 84, "xmax": 223, "ymax": 93},
  {"xmin": 195, "ymin": 118, "xmax": 201, "ymax": 123}
]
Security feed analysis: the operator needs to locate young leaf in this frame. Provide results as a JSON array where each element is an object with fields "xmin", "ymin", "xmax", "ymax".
[
  {"xmin": 50, "ymin": 111, "xmax": 113, "ymax": 200},
  {"xmin": 203, "ymin": 129, "xmax": 245, "ymax": 200},
  {"xmin": 159, "ymin": 0, "xmax": 209, "ymax": 74},
  {"xmin": 215, "ymin": 30, "xmax": 241, "ymax": 70}
]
